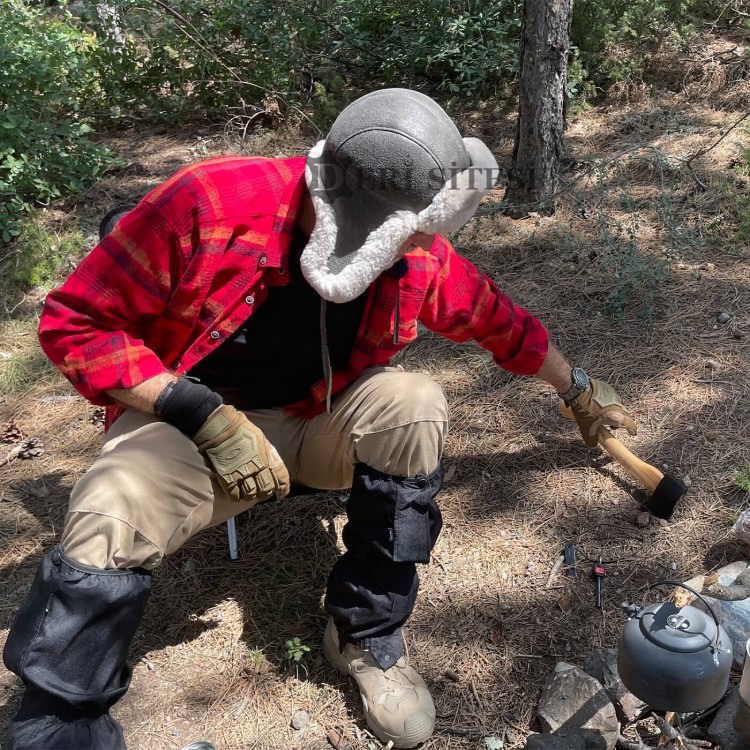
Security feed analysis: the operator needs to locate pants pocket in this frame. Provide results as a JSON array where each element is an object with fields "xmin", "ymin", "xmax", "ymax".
[{"xmin": 392, "ymin": 482, "xmax": 442, "ymax": 564}]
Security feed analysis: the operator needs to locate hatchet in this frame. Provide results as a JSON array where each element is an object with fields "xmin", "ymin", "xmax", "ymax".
[{"xmin": 560, "ymin": 404, "xmax": 687, "ymax": 519}]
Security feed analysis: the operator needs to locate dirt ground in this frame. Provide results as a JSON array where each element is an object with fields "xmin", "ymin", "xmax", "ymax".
[{"xmin": 1, "ymin": 33, "xmax": 750, "ymax": 750}]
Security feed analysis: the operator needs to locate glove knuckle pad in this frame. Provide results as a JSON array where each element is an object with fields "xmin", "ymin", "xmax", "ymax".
[{"xmin": 196, "ymin": 405, "xmax": 290, "ymax": 502}]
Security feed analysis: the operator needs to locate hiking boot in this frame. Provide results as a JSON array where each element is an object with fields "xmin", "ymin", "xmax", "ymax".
[{"xmin": 324, "ymin": 619, "xmax": 436, "ymax": 748}]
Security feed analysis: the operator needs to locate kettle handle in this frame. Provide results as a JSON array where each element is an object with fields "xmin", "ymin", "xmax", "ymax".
[{"xmin": 654, "ymin": 579, "xmax": 722, "ymax": 651}]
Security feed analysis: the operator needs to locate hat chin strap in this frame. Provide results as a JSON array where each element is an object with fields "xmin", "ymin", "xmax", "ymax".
[{"xmin": 301, "ymin": 137, "xmax": 498, "ymax": 304}]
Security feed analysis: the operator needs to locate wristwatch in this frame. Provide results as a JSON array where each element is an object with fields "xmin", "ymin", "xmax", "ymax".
[{"xmin": 559, "ymin": 367, "xmax": 590, "ymax": 402}]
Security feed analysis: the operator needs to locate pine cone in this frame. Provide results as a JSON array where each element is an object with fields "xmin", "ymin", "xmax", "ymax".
[
  {"xmin": 1, "ymin": 421, "xmax": 26, "ymax": 445},
  {"xmin": 18, "ymin": 438, "xmax": 45, "ymax": 460},
  {"xmin": 89, "ymin": 407, "xmax": 106, "ymax": 428}
]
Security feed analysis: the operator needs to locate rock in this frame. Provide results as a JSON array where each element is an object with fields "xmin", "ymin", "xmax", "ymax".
[
  {"xmin": 708, "ymin": 687, "xmax": 748, "ymax": 750},
  {"xmin": 537, "ymin": 662, "xmax": 620, "ymax": 750},
  {"xmin": 583, "ymin": 648, "xmax": 647, "ymax": 723},
  {"xmin": 718, "ymin": 312, "xmax": 732, "ymax": 324},
  {"xmin": 326, "ymin": 728, "xmax": 352, "ymax": 749},
  {"xmin": 636, "ymin": 512, "xmax": 651, "ymax": 527},
  {"xmin": 525, "ymin": 733, "xmax": 587, "ymax": 749},
  {"xmin": 697, "ymin": 562, "xmax": 750, "ymax": 669},
  {"xmin": 291, "ymin": 709, "xmax": 309, "ymax": 730},
  {"xmin": 705, "ymin": 359, "xmax": 721, "ymax": 371},
  {"xmin": 733, "ymin": 511, "xmax": 750, "ymax": 545},
  {"xmin": 734, "ymin": 693, "xmax": 750, "ymax": 743}
]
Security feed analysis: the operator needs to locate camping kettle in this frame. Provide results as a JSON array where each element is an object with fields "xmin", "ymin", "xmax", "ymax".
[{"xmin": 617, "ymin": 581, "xmax": 733, "ymax": 712}]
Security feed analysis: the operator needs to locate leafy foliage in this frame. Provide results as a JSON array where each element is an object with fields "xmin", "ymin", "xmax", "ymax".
[
  {"xmin": 734, "ymin": 463, "xmax": 750, "ymax": 493},
  {"xmin": 283, "ymin": 636, "xmax": 311, "ymax": 678},
  {"xmin": 80, "ymin": 0, "xmax": 523, "ymax": 118},
  {"xmin": 86, "ymin": 0, "xmax": 311, "ymax": 120},
  {"xmin": 9, "ymin": 222, "xmax": 86, "ymax": 289},
  {"xmin": 0, "ymin": 0, "xmax": 738, "ymax": 257},
  {"xmin": 320, "ymin": 0, "xmax": 522, "ymax": 97},
  {"xmin": 570, "ymin": 0, "xmax": 719, "ymax": 94},
  {"xmin": 0, "ymin": 0, "xmax": 119, "ymax": 243}
]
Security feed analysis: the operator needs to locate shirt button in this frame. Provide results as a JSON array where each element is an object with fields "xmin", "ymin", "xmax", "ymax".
[
  {"xmin": 259, "ymin": 256, "xmax": 267, "ymax": 265},
  {"xmin": 245, "ymin": 295, "xmax": 255, "ymax": 305},
  {"xmin": 210, "ymin": 331, "xmax": 221, "ymax": 340},
  {"xmin": 278, "ymin": 267, "xmax": 286, "ymax": 275}
]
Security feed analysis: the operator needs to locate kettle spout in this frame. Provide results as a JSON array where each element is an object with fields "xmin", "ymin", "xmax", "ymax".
[{"xmin": 621, "ymin": 600, "xmax": 641, "ymax": 618}]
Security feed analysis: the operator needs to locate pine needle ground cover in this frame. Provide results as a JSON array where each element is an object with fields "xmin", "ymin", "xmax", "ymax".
[{"xmin": 1, "ymin": 34, "xmax": 749, "ymax": 749}]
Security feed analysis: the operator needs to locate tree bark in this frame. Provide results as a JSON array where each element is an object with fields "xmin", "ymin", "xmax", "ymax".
[
  {"xmin": 95, "ymin": 2, "xmax": 126, "ymax": 54},
  {"xmin": 504, "ymin": 0, "xmax": 573, "ymax": 217}
]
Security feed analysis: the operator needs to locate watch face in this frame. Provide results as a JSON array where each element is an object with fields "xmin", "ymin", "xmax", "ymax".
[{"xmin": 572, "ymin": 368, "xmax": 589, "ymax": 389}]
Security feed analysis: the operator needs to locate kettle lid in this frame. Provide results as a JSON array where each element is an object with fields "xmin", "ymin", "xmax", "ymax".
[{"xmin": 639, "ymin": 602, "xmax": 718, "ymax": 654}]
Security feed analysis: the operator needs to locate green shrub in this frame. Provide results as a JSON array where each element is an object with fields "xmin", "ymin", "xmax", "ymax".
[
  {"xmin": 0, "ymin": 0, "xmax": 119, "ymax": 243},
  {"xmin": 78, "ymin": 0, "xmax": 523, "ymax": 114},
  {"xmin": 283, "ymin": 636, "xmax": 311, "ymax": 678},
  {"xmin": 570, "ymin": 0, "xmax": 720, "ymax": 96},
  {"xmin": 82, "ymin": 0, "xmax": 313, "ymax": 120},
  {"xmin": 734, "ymin": 465, "xmax": 750, "ymax": 493},
  {"xmin": 320, "ymin": 0, "xmax": 521, "ymax": 98},
  {"xmin": 10, "ymin": 221, "xmax": 86, "ymax": 290}
]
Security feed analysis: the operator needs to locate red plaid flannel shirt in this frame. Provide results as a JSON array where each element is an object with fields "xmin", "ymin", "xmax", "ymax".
[{"xmin": 38, "ymin": 156, "xmax": 549, "ymax": 424}]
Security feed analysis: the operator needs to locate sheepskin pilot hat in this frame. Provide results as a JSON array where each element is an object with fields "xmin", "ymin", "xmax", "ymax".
[{"xmin": 302, "ymin": 88, "xmax": 499, "ymax": 303}]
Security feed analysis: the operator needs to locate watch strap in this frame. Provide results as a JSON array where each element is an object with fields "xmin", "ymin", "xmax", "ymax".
[{"xmin": 559, "ymin": 368, "xmax": 590, "ymax": 402}]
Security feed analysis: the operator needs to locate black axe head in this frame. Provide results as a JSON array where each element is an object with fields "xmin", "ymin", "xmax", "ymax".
[{"xmin": 644, "ymin": 474, "xmax": 688, "ymax": 520}]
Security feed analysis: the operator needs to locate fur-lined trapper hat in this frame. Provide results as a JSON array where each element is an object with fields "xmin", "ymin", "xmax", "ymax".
[{"xmin": 302, "ymin": 88, "xmax": 499, "ymax": 303}]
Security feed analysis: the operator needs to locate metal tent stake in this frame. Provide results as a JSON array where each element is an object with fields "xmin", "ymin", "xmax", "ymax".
[{"xmin": 227, "ymin": 517, "xmax": 239, "ymax": 560}]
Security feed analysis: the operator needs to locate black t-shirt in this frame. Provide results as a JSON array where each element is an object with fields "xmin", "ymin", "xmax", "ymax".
[{"xmin": 189, "ymin": 228, "xmax": 368, "ymax": 409}]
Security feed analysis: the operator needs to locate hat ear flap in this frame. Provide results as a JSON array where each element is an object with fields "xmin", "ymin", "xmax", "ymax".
[
  {"xmin": 300, "ymin": 94, "xmax": 499, "ymax": 303},
  {"xmin": 303, "ymin": 141, "xmax": 422, "ymax": 303},
  {"xmin": 301, "ymin": 204, "xmax": 418, "ymax": 303},
  {"xmin": 417, "ymin": 138, "xmax": 498, "ymax": 235},
  {"xmin": 302, "ymin": 140, "xmax": 338, "ymax": 280}
]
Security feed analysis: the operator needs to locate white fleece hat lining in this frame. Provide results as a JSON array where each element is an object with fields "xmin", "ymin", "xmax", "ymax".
[{"xmin": 301, "ymin": 137, "xmax": 498, "ymax": 303}]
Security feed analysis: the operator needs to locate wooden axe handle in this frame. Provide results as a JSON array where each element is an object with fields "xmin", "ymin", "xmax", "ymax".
[
  {"xmin": 560, "ymin": 403, "xmax": 664, "ymax": 493},
  {"xmin": 594, "ymin": 426, "xmax": 664, "ymax": 493}
]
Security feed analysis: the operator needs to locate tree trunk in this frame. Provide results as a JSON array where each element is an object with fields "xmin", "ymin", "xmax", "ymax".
[
  {"xmin": 504, "ymin": 0, "xmax": 573, "ymax": 217},
  {"xmin": 95, "ymin": 2, "xmax": 126, "ymax": 54}
]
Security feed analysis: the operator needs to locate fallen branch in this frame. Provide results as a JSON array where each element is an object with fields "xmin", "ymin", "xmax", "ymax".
[
  {"xmin": 686, "ymin": 109, "xmax": 750, "ymax": 167},
  {"xmin": 546, "ymin": 554, "xmax": 565, "ymax": 587},
  {"xmin": 617, "ymin": 734, "xmax": 650, "ymax": 750},
  {"xmin": 0, "ymin": 445, "xmax": 23, "ymax": 467},
  {"xmin": 654, "ymin": 711, "xmax": 678, "ymax": 747}
]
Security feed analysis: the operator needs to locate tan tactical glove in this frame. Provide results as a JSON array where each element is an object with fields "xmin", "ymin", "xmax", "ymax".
[
  {"xmin": 193, "ymin": 405, "xmax": 290, "ymax": 502},
  {"xmin": 566, "ymin": 379, "xmax": 638, "ymax": 447}
]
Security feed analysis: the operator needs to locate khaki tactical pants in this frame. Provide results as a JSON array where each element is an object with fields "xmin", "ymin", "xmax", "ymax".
[{"xmin": 62, "ymin": 367, "xmax": 448, "ymax": 570}]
